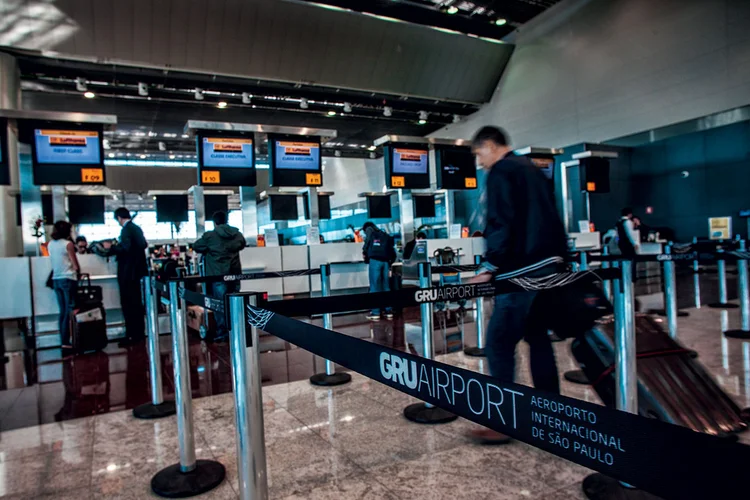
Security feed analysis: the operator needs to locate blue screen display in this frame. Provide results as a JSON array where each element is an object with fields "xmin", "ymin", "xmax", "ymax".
[
  {"xmin": 392, "ymin": 148, "xmax": 428, "ymax": 174},
  {"xmin": 34, "ymin": 129, "xmax": 101, "ymax": 165},
  {"xmin": 274, "ymin": 140, "xmax": 320, "ymax": 171},
  {"xmin": 201, "ymin": 137, "xmax": 254, "ymax": 168}
]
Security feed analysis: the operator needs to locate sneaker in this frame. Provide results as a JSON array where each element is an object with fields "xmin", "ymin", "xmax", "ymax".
[
  {"xmin": 366, "ymin": 314, "xmax": 381, "ymax": 321},
  {"xmin": 384, "ymin": 312, "xmax": 394, "ymax": 320}
]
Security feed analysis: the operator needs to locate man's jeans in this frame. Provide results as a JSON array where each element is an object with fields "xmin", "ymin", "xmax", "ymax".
[
  {"xmin": 485, "ymin": 291, "xmax": 560, "ymax": 394},
  {"xmin": 368, "ymin": 259, "xmax": 391, "ymax": 316},
  {"xmin": 212, "ymin": 281, "xmax": 238, "ymax": 338}
]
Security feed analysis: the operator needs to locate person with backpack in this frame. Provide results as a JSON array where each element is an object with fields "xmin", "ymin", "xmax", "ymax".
[{"xmin": 362, "ymin": 221, "xmax": 397, "ymax": 320}]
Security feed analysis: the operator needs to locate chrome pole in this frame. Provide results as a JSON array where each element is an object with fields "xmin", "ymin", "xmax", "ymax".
[
  {"xmin": 170, "ymin": 281, "xmax": 196, "ymax": 472},
  {"xmin": 229, "ymin": 294, "xmax": 269, "ymax": 500},
  {"xmin": 601, "ymin": 246, "xmax": 612, "ymax": 301},
  {"xmin": 579, "ymin": 251, "xmax": 589, "ymax": 271},
  {"xmin": 719, "ymin": 257, "xmax": 728, "ymax": 305},
  {"xmin": 464, "ymin": 255, "xmax": 486, "ymax": 357},
  {"xmin": 133, "ymin": 276, "xmax": 176, "ymax": 419},
  {"xmin": 310, "ymin": 265, "xmax": 351, "ymax": 386},
  {"xmin": 663, "ymin": 244, "xmax": 678, "ymax": 339},
  {"xmin": 615, "ymin": 261, "xmax": 638, "ymax": 415},
  {"xmin": 725, "ymin": 240, "xmax": 750, "ymax": 339}
]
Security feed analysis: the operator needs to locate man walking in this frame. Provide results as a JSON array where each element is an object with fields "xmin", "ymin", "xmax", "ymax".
[
  {"xmin": 193, "ymin": 211, "xmax": 247, "ymax": 341},
  {"xmin": 362, "ymin": 221, "xmax": 396, "ymax": 320},
  {"xmin": 467, "ymin": 126, "xmax": 568, "ymax": 443},
  {"xmin": 109, "ymin": 208, "xmax": 149, "ymax": 347}
]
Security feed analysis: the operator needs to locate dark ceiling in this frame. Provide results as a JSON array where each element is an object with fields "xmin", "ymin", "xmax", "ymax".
[{"xmin": 293, "ymin": 0, "xmax": 563, "ymax": 40}]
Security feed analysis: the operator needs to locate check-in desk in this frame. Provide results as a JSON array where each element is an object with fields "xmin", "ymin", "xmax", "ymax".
[{"xmin": 238, "ymin": 247, "xmax": 282, "ymax": 296}]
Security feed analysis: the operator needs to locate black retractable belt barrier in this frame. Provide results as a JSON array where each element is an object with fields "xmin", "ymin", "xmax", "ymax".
[
  {"xmin": 180, "ymin": 287, "xmax": 225, "ymax": 315},
  {"xmin": 237, "ymin": 294, "xmax": 750, "ymax": 500},
  {"xmin": 430, "ymin": 264, "xmax": 481, "ymax": 274},
  {"xmin": 176, "ymin": 268, "xmax": 321, "ymax": 285}
]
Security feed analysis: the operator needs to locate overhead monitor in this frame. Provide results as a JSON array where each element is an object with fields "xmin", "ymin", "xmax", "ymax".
[
  {"xmin": 29, "ymin": 124, "xmax": 106, "ymax": 186},
  {"xmin": 303, "ymin": 193, "xmax": 332, "ymax": 220},
  {"xmin": 269, "ymin": 194, "xmax": 299, "ymax": 221},
  {"xmin": 0, "ymin": 118, "xmax": 9, "ymax": 186},
  {"xmin": 384, "ymin": 143, "xmax": 430, "ymax": 189},
  {"xmin": 68, "ymin": 195, "xmax": 105, "ymax": 224},
  {"xmin": 196, "ymin": 131, "xmax": 256, "ymax": 187},
  {"xmin": 414, "ymin": 195, "xmax": 436, "ymax": 218},
  {"xmin": 436, "ymin": 146, "xmax": 477, "ymax": 190},
  {"xmin": 367, "ymin": 195, "xmax": 392, "ymax": 219},
  {"xmin": 268, "ymin": 134, "xmax": 322, "ymax": 187},
  {"xmin": 155, "ymin": 195, "xmax": 189, "ymax": 223},
  {"xmin": 204, "ymin": 194, "xmax": 229, "ymax": 218}
]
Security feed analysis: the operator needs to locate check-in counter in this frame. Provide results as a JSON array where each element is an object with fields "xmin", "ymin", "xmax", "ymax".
[
  {"xmin": 310, "ymin": 242, "xmax": 368, "ymax": 293},
  {"xmin": 239, "ymin": 247, "xmax": 282, "ymax": 296},
  {"xmin": 281, "ymin": 246, "xmax": 310, "ymax": 295},
  {"xmin": 0, "ymin": 257, "xmax": 32, "ymax": 320}
]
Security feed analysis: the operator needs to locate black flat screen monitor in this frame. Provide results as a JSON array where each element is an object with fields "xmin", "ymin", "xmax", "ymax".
[
  {"xmin": 156, "ymin": 195, "xmax": 189, "ymax": 223},
  {"xmin": 205, "ymin": 194, "xmax": 229, "ymax": 219},
  {"xmin": 414, "ymin": 195, "xmax": 436, "ymax": 218},
  {"xmin": 196, "ymin": 131, "xmax": 256, "ymax": 187},
  {"xmin": 384, "ymin": 143, "xmax": 430, "ymax": 189},
  {"xmin": 0, "ymin": 118, "xmax": 9, "ymax": 186},
  {"xmin": 269, "ymin": 195, "xmax": 299, "ymax": 221},
  {"xmin": 367, "ymin": 195, "xmax": 392, "ymax": 219},
  {"xmin": 436, "ymin": 146, "xmax": 477, "ymax": 190},
  {"xmin": 68, "ymin": 195, "xmax": 105, "ymax": 224},
  {"xmin": 28, "ymin": 123, "xmax": 106, "ymax": 186},
  {"xmin": 302, "ymin": 193, "xmax": 332, "ymax": 220},
  {"xmin": 268, "ymin": 134, "xmax": 322, "ymax": 187}
]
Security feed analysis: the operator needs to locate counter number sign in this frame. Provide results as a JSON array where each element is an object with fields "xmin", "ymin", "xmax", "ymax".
[
  {"xmin": 391, "ymin": 176, "xmax": 405, "ymax": 188},
  {"xmin": 81, "ymin": 168, "xmax": 104, "ymax": 184},
  {"xmin": 465, "ymin": 177, "xmax": 477, "ymax": 188},
  {"xmin": 201, "ymin": 170, "xmax": 221, "ymax": 184},
  {"xmin": 305, "ymin": 172, "xmax": 322, "ymax": 186}
]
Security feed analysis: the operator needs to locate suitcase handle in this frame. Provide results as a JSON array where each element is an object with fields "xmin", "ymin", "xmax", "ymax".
[{"xmin": 79, "ymin": 273, "xmax": 92, "ymax": 287}]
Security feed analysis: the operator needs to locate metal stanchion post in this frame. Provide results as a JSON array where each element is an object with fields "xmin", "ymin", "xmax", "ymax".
[
  {"xmin": 199, "ymin": 260, "xmax": 208, "ymax": 340},
  {"xmin": 583, "ymin": 260, "xmax": 656, "ymax": 499},
  {"xmin": 725, "ymin": 240, "xmax": 750, "ymax": 339},
  {"xmin": 229, "ymin": 294, "xmax": 269, "ymax": 500},
  {"xmin": 133, "ymin": 276, "xmax": 176, "ymax": 419},
  {"xmin": 464, "ymin": 255, "xmax": 486, "ymax": 357},
  {"xmin": 404, "ymin": 262, "xmax": 458, "ymax": 424},
  {"xmin": 151, "ymin": 282, "xmax": 225, "ymax": 497},
  {"xmin": 579, "ymin": 250, "xmax": 589, "ymax": 271},
  {"xmin": 310, "ymin": 264, "xmax": 352, "ymax": 386},
  {"xmin": 664, "ymin": 244, "xmax": 678, "ymax": 339},
  {"xmin": 601, "ymin": 246, "xmax": 612, "ymax": 302},
  {"xmin": 709, "ymin": 250, "xmax": 738, "ymax": 309}
]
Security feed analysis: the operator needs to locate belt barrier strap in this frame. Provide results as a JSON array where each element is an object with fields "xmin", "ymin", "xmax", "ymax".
[
  {"xmin": 179, "ymin": 287, "xmax": 225, "ymax": 314},
  {"xmin": 241, "ymin": 298, "xmax": 750, "ymax": 500},
  {"xmin": 176, "ymin": 269, "xmax": 321, "ymax": 285},
  {"xmin": 431, "ymin": 264, "xmax": 481, "ymax": 274},
  {"xmin": 154, "ymin": 280, "xmax": 169, "ymax": 296}
]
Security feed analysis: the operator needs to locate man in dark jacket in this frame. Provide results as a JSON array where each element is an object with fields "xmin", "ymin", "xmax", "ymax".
[
  {"xmin": 193, "ymin": 211, "xmax": 247, "ymax": 340},
  {"xmin": 467, "ymin": 126, "xmax": 568, "ymax": 443},
  {"xmin": 110, "ymin": 207, "xmax": 149, "ymax": 347},
  {"xmin": 362, "ymin": 221, "xmax": 397, "ymax": 320}
]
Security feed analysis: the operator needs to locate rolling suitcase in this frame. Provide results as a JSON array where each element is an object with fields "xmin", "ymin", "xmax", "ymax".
[
  {"xmin": 70, "ymin": 274, "xmax": 108, "ymax": 353},
  {"xmin": 572, "ymin": 314, "xmax": 747, "ymax": 436}
]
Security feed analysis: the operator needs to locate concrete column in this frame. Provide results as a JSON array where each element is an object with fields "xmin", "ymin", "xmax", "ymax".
[{"xmin": 0, "ymin": 53, "xmax": 22, "ymax": 257}]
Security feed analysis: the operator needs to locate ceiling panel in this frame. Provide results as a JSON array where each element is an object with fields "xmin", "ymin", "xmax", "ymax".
[{"xmin": 1, "ymin": 0, "xmax": 513, "ymax": 103}]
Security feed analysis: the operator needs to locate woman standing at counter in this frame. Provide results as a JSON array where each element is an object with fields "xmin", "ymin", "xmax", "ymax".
[{"xmin": 49, "ymin": 221, "xmax": 80, "ymax": 352}]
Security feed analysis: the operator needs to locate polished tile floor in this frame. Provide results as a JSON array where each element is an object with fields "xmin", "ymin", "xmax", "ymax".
[{"xmin": 1, "ymin": 298, "xmax": 750, "ymax": 499}]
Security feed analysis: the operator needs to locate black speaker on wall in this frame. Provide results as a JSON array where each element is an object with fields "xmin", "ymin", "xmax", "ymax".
[{"xmin": 579, "ymin": 157, "xmax": 610, "ymax": 193}]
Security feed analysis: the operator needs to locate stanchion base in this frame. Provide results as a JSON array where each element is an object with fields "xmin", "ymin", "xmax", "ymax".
[
  {"xmin": 403, "ymin": 403, "xmax": 458, "ymax": 424},
  {"xmin": 309, "ymin": 372, "xmax": 352, "ymax": 386},
  {"xmin": 132, "ymin": 401, "xmax": 176, "ymax": 420},
  {"xmin": 582, "ymin": 473, "xmax": 664, "ymax": 500},
  {"xmin": 708, "ymin": 303, "xmax": 739, "ymax": 309},
  {"xmin": 564, "ymin": 369, "xmax": 591, "ymax": 385},
  {"xmin": 463, "ymin": 346, "xmax": 486, "ymax": 357},
  {"xmin": 151, "ymin": 459, "xmax": 225, "ymax": 498},
  {"xmin": 648, "ymin": 309, "xmax": 690, "ymax": 317},
  {"xmin": 724, "ymin": 329, "xmax": 750, "ymax": 339}
]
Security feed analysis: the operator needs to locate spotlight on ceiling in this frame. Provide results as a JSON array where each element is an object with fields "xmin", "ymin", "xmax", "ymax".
[
  {"xmin": 453, "ymin": 114, "xmax": 461, "ymax": 123},
  {"xmin": 494, "ymin": 18, "xmax": 507, "ymax": 26},
  {"xmin": 217, "ymin": 101, "xmax": 228, "ymax": 109},
  {"xmin": 418, "ymin": 110, "xmax": 428, "ymax": 125},
  {"xmin": 343, "ymin": 102, "xmax": 352, "ymax": 113},
  {"xmin": 327, "ymin": 110, "xmax": 337, "ymax": 116},
  {"xmin": 383, "ymin": 106, "xmax": 393, "ymax": 117},
  {"xmin": 84, "ymin": 91, "xmax": 95, "ymax": 99},
  {"xmin": 447, "ymin": 6, "xmax": 459, "ymax": 15},
  {"xmin": 75, "ymin": 77, "xmax": 87, "ymax": 92},
  {"xmin": 242, "ymin": 92, "xmax": 252, "ymax": 104},
  {"xmin": 194, "ymin": 88, "xmax": 204, "ymax": 100},
  {"xmin": 300, "ymin": 98, "xmax": 309, "ymax": 109},
  {"xmin": 138, "ymin": 82, "xmax": 148, "ymax": 96}
]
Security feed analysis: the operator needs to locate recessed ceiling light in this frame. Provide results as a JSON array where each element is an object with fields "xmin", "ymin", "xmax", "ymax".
[
  {"xmin": 418, "ymin": 119, "xmax": 427, "ymax": 125},
  {"xmin": 84, "ymin": 91, "xmax": 95, "ymax": 99},
  {"xmin": 327, "ymin": 110, "xmax": 337, "ymax": 116},
  {"xmin": 447, "ymin": 6, "xmax": 458, "ymax": 15},
  {"xmin": 494, "ymin": 18, "xmax": 507, "ymax": 26},
  {"xmin": 217, "ymin": 101, "xmax": 228, "ymax": 109}
]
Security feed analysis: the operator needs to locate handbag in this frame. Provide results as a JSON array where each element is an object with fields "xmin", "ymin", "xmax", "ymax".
[{"xmin": 46, "ymin": 271, "xmax": 54, "ymax": 289}]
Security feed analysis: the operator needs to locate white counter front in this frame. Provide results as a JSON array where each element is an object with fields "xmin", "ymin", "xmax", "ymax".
[{"xmin": 239, "ymin": 247, "xmax": 282, "ymax": 296}]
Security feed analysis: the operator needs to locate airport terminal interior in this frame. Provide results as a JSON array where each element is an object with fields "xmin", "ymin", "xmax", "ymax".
[{"xmin": 1, "ymin": 0, "xmax": 750, "ymax": 499}]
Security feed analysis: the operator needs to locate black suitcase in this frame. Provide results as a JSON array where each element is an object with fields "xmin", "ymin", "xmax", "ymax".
[
  {"xmin": 572, "ymin": 315, "xmax": 746, "ymax": 436},
  {"xmin": 70, "ymin": 305, "xmax": 109, "ymax": 353}
]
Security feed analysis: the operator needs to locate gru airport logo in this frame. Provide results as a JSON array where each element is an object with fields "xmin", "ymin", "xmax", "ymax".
[
  {"xmin": 378, "ymin": 352, "xmax": 524, "ymax": 428},
  {"xmin": 414, "ymin": 284, "xmax": 479, "ymax": 303}
]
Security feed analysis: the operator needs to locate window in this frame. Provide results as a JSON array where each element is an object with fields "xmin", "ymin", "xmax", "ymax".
[{"xmin": 77, "ymin": 210, "xmax": 199, "ymax": 243}]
